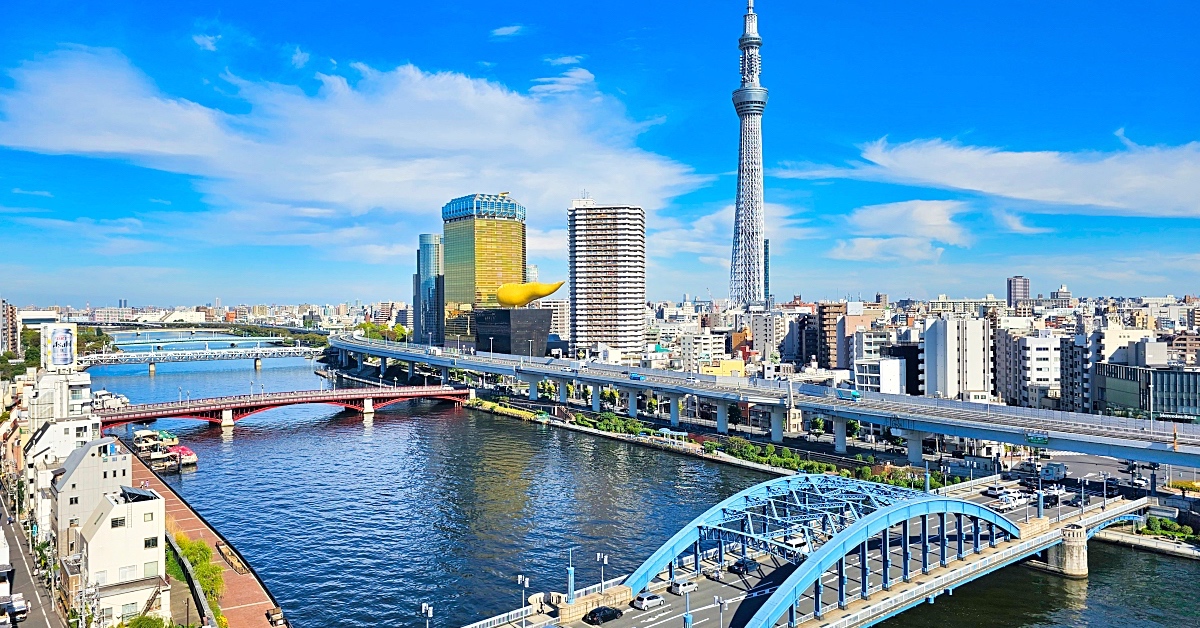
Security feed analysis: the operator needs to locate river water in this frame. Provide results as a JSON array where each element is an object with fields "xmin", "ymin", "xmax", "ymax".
[{"xmin": 88, "ymin": 352, "xmax": 1200, "ymax": 628}]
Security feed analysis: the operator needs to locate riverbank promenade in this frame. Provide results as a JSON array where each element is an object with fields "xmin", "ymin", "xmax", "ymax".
[{"xmin": 131, "ymin": 456, "xmax": 279, "ymax": 628}]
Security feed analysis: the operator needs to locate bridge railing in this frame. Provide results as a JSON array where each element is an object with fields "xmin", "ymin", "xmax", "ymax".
[
  {"xmin": 457, "ymin": 605, "xmax": 541, "ymax": 628},
  {"xmin": 97, "ymin": 385, "xmax": 463, "ymax": 416}
]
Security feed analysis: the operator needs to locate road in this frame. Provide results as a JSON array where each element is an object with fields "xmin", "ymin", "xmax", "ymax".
[{"xmin": 1, "ymin": 499, "xmax": 64, "ymax": 628}]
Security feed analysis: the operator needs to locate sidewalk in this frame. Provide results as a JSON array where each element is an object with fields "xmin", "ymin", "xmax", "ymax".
[{"xmin": 1, "ymin": 500, "xmax": 65, "ymax": 628}]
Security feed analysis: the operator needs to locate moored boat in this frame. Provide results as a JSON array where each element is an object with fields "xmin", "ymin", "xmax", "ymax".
[
  {"xmin": 157, "ymin": 430, "xmax": 179, "ymax": 447},
  {"xmin": 168, "ymin": 445, "xmax": 198, "ymax": 466}
]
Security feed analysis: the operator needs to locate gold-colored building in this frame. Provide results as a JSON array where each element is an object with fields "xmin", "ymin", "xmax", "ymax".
[{"xmin": 442, "ymin": 192, "xmax": 527, "ymax": 344}]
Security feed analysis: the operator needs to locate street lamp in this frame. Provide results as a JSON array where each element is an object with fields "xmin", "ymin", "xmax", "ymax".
[
  {"xmin": 489, "ymin": 337, "xmax": 494, "ymax": 355},
  {"xmin": 516, "ymin": 575, "xmax": 530, "ymax": 628},
  {"xmin": 260, "ymin": 384, "xmax": 265, "ymax": 398},
  {"xmin": 249, "ymin": 380, "xmax": 254, "ymax": 397},
  {"xmin": 420, "ymin": 603, "xmax": 433, "ymax": 628},
  {"xmin": 596, "ymin": 553, "xmax": 609, "ymax": 592},
  {"xmin": 1148, "ymin": 381, "xmax": 1155, "ymax": 435},
  {"xmin": 178, "ymin": 386, "xmax": 182, "ymax": 403},
  {"xmin": 714, "ymin": 596, "xmax": 729, "ymax": 628},
  {"xmin": 528, "ymin": 339, "xmax": 534, "ymax": 359}
]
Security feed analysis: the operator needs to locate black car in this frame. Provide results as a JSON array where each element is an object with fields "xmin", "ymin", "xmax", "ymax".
[
  {"xmin": 583, "ymin": 607, "xmax": 623, "ymax": 626},
  {"xmin": 729, "ymin": 558, "xmax": 760, "ymax": 575},
  {"xmin": 1042, "ymin": 493, "xmax": 1060, "ymax": 507}
]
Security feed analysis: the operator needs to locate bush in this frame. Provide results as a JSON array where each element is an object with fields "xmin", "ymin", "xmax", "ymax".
[
  {"xmin": 127, "ymin": 616, "xmax": 169, "ymax": 628},
  {"xmin": 703, "ymin": 441, "xmax": 718, "ymax": 454}
]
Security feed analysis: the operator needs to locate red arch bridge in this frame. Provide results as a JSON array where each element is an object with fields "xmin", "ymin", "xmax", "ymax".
[{"xmin": 95, "ymin": 385, "xmax": 471, "ymax": 427}]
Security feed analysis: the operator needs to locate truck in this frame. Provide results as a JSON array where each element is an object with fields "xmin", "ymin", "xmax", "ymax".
[
  {"xmin": 835, "ymin": 389, "xmax": 862, "ymax": 402},
  {"xmin": 1039, "ymin": 462, "xmax": 1068, "ymax": 482},
  {"xmin": 629, "ymin": 373, "xmax": 646, "ymax": 381},
  {"xmin": 7, "ymin": 593, "xmax": 26, "ymax": 622}
]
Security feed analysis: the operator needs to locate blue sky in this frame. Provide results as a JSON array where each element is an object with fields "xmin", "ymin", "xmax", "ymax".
[{"xmin": 2, "ymin": 1, "xmax": 1199, "ymax": 307}]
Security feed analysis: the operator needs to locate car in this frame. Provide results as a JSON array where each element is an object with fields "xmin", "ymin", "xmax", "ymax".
[
  {"xmin": 1066, "ymin": 494, "xmax": 1092, "ymax": 508},
  {"xmin": 1132, "ymin": 477, "xmax": 1150, "ymax": 489},
  {"xmin": 583, "ymin": 607, "xmax": 624, "ymax": 625},
  {"xmin": 1042, "ymin": 493, "xmax": 1061, "ymax": 507},
  {"xmin": 632, "ymin": 593, "xmax": 666, "ymax": 610},
  {"xmin": 728, "ymin": 558, "xmax": 760, "ymax": 575},
  {"xmin": 668, "ymin": 580, "xmax": 697, "ymax": 595}
]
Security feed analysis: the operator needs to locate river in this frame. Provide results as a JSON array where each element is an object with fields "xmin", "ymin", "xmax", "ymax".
[{"xmin": 88, "ymin": 350, "xmax": 1200, "ymax": 628}]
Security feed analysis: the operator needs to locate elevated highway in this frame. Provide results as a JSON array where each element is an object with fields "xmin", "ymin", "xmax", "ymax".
[{"xmin": 330, "ymin": 333, "xmax": 1200, "ymax": 467}]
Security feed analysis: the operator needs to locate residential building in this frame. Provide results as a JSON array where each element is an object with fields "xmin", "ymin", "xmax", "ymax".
[
  {"xmin": 681, "ymin": 331, "xmax": 727, "ymax": 372},
  {"xmin": 921, "ymin": 316, "xmax": 993, "ymax": 401},
  {"xmin": 854, "ymin": 357, "xmax": 906, "ymax": 394},
  {"xmin": 50, "ymin": 438, "xmax": 131, "ymax": 556},
  {"xmin": 75, "ymin": 486, "xmax": 170, "ymax": 627},
  {"xmin": 881, "ymin": 342, "xmax": 923, "ymax": 395},
  {"xmin": 750, "ymin": 311, "xmax": 788, "ymax": 361},
  {"xmin": 1, "ymin": 299, "xmax": 19, "ymax": 357},
  {"xmin": 929, "ymin": 294, "xmax": 1008, "ymax": 317},
  {"xmin": 532, "ymin": 299, "xmax": 570, "ymax": 341},
  {"xmin": 441, "ymin": 193, "xmax": 527, "ymax": 346},
  {"xmin": 568, "ymin": 198, "xmax": 647, "ymax": 358},
  {"xmin": 1007, "ymin": 276, "xmax": 1031, "ymax": 308},
  {"xmin": 1059, "ymin": 325, "xmax": 1156, "ymax": 413},
  {"xmin": 995, "ymin": 328, "xmax": 1064, "ymax": 408},
  {"xmin": 412, "ymin": 233, "xmax": 445, "ymax": 345}
]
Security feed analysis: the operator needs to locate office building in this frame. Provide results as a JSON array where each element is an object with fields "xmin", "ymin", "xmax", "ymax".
[
  {"xmin": 412, "ymin": 234, "xmax": 445, "ymax": 345},
  {"xmin": 568, "ymin": 198, "xmax": 646, "ymax": 357},
  {"xmin": 1007, "ymin": 276, "xmax": 1030, "ymax": 308},
  {"xmin": 441, "ymin": 193, "xmax": 527, "ymax": 345},
  {"xmin": 921, "ymin": 316, "xmax": 993, "ymax": 401},
  {"xmin": 532, "ymin": 299, "xmax": 570, "ymax": 341},
  {"xmin": 1059, "ymin": 325, "xmax": 1156, "ymax": 413},
  {"xmin": 995, "ymin": 328, "xmax": 1064, "ymax": 408}
]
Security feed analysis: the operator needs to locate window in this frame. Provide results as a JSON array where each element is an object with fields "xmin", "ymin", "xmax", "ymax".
[
  {"xmin": 144, "ymin": 512, "xmax": 154, "ymax": 522},
  {"xmin": 69, "ymin": 496, "xmax": 78, "ymax": 505},
  {"xmin": 119, "ymin": 565, "xmax": 137, "ymax": 581},
  {"xmin": 121, "ymin": 603, "xmax": 138, "ymax": 621},
  {"xmin": 122, "ymin": 469, "xmax": 126, "ymax": 477},
  {"xmin": 94, "ymin": 571, "xmax": 107, "ymax": 585},
  {"xmin": 69, "ymin": 517, "xmax": 79, "ymax": 527},
  {"xmin": 63, "ymin": 428, "xmax": 69, "ymax": 435},
  {"xmin": 144, "ymin": 561, "xmax": 159, "ymax": 578},
  {"xmin": 103, "ymin": 471, "xmax": 107, "ymax": 479},
  {"xmin": 110, "ymin": 517, "xmax": 126, "ymax": 529},
  {"xmin": 144, "ymin": 537, "xmax": 158, "ymax": 549},
  {"xmin": 99, "ymin": 608, "xmax": 112, "ymax": 622}
]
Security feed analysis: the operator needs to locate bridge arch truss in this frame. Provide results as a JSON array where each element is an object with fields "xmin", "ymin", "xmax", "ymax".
[{"xmin": 624, "ymin": 474, "xmax": 1022, "ymax": 628}]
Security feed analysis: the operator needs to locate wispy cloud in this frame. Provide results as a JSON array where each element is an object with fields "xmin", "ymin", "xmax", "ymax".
[
  {"xmin": 993, "ymin": 209, "xmax": 1051, "ymax": 234},
  {"xmin": 290, "ymin": 46, "xmax": 310, "ymax": 69},
  {"xmin": 192, "ymin": 34, "xmax": 219, "ymax": 51},
  {"xmin": 0, "ymin": 48, "xmax": 704, "ymax": 261},
  {"xmin": 830, "ymin": 200, "xmax": 970, "ymax": 262},
  {"xmin": 829, "ymin": 237, "xmax": 944, "ymax": 262},
  {"xmin": 148, "ymin": 198, "xmax": 172, "ymax": 205},
  {"xmin": 490, "ymin": 25, "xmax": 523, "ymax": 38},
  {"xmin": 531, "ymin": 67, "xmax": 596, "ymax": 94},
  {"xmin": 11, "ymin": 187, "xmax": 52, "ymax": 197},
  {"xmin": 778, "ymin": 135, "xmax": 1200, "ymax": 218},
  {"xmin": 546, "ymin": 55, "xmax": 584, "ymax": 66}
]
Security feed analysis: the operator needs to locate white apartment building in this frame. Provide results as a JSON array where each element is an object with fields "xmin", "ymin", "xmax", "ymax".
[
  {"xmin": 51, "ymin": 438, "xmax": 132, "ymax": 556},
  {"xmin": 854, "ymin": 357, "xmax": 906, "ymax": 394},
  {"xmin": 533, "ymin": 299, "xmax": 571, "ymax": 340},
  {"xmin": 921, "ymin": 316, "xmax": 994, "ymax": 401},
  {"xmin": 1060, "ymin": 324, "xmax": 1157, "ymax": 412},
  {"xmin": 77, "ymin": 486, "xmax": 170, "ymax": 627},
  {"xmin": 750, "ymin": 312, "xmax": 788, "ymax": 361},
  {"xmin": 928, "ymin": 294, "xmax": 1007, "ymax": 316},
  {"xmin": 680, "ymin": 331, "xmax": 727, "ymax": 372},
  {"xmin": 568, "ymin": 199, "xmax": 647, "ymax": 358},
  {"xmin": 995, "ymin": 328, "xmax": 1064, "ymax": 407}
]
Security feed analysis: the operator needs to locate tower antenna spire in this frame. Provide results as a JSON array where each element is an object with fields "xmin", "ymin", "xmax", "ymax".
[{"xmin": 730, "ymin": 0, "xmax": 768, "ymax": 306}]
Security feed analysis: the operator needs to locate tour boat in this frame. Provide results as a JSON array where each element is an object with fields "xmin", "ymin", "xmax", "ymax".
[
  {"xmin": 156, "ymin": 430, "xmax": 180, "ymax": 447},
  {"xmin": 168, "ymin": 445, "xmax": 199, "ymax": 466},
  {"xmin": 132, "ymin": 429, "xmax": 161, "ymax": 453}
]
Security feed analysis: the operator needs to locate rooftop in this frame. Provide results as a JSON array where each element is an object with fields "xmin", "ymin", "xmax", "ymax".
[{"xmin": 441, "ymin": 192, "xmax": 526, "ymax": 223}]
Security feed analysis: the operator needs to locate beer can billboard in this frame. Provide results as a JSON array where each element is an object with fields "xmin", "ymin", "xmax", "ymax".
[{"xmin": 41, "ymin": 322, "xmax": 78, "ymax": 369}]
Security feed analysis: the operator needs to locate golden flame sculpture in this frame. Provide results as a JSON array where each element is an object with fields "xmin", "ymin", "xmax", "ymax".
[{"xmin": 496, "ymin": 281, "xmax": 565, "ymax": 307}]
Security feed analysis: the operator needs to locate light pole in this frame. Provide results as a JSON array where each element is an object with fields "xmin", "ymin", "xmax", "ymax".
[
  {"xmin": 489, "ymin": 337, "xmax": 494, "ymax": 355},
  {"xmin": 1148, "ymin": 381, "xmax": 1155, "ymax": 435},
  {"xmin": 178, "ymin": 386, "xmax": 182, "ymax": 403},
  {"xmin": 1101, "ymin": 471, "xmax": 1109, "ymax": 509},
  {"xmin": 714, "ymin": 596, "xmax": 728, "ymax": 628},
  {"xmin": 249, "ymin": 380, "xmax": 254, "ymax": 397},
  {"xmin": 516, "ymin": 575, "xmax": 530, "ymax": 628},
  {"xmin": 596, "ymin": 553, "xmax": 609, "ymax": 591},
  {"xmin": 528, "ymin": 339, "xmax": 534, "ymax": 359},
  {"xmin": 420, "ymin": 603, "xmax": 433, "ymax": 628},
  {"xmin": 260, "ymin": 384, "xmax": 265, "ymax": 398},
  {"xmin": 393, "ymin": 376, "xmax": 398, "ymax": 389}
]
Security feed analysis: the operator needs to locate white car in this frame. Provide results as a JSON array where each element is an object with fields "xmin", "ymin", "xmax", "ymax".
[{"xmin": 633, "ymin": 593, "xmax": 666, "ymax": 610}]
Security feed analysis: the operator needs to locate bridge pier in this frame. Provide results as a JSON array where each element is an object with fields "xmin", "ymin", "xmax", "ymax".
[
  {"xmin": 624, "ymin": 389, "xmax": 638, "ymax": 419},
  {"xmin": 362, "ymin": 397, "xmax": 374, "ymax": 421},
  {"xmin": 716, "ymin": 400, "xmax": 729, "ymax": 434},
  {"xmin": 221, "ymin": 409, "xmax": 234, "ymax": 428},
  {"xmin": 668, "ymin": 395, "xmax": 680, "ymax": 427},
  {"xmin": 834, "ymin": 418, "xmax": 847, "ymax": 454},
  {"xmin": 769, "ymin": 405, "xmax": 785, "ymax": 443},
  {"xmin": 1044, "ymin": 524, "xmax": 1089, "ymax": 578},
  {"xmin": 441, "ymin": 366, "xmax": 450, "ymax": 385},
  {"xmin": 591, "ymin": 384, "xmax": 602, "ymax": 412},
  {"xmin": 254, "ymin": 357, "xmax": 262, "ymax": 370},
  {"xmin": 557, "ymin": 379, "xmax": 569, "ymax": 404},
  {"xmin": 407, "ymin": 361, "xmax": 415, "ymax": 381},
  {"xmin": 148, "ymin": 362, "xmax": 156, "ymax": 375}
]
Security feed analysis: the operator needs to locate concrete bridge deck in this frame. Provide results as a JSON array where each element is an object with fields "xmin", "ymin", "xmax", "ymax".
[{"xmin": 78, "ymin": 346, "xmax": 323, "ymax": 369}]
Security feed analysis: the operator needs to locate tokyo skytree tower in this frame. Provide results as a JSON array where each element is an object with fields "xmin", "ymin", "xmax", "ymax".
[{"xmin": 729, "ymin": 0, "xmax": 768, "ymax": 306}]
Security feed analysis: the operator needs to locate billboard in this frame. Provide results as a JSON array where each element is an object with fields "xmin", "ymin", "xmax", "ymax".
[{"xmin": 41, "ymin": 322, "xmax": 78, "ymax": 370}]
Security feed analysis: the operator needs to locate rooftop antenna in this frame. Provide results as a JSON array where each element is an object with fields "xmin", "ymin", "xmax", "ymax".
[{"xmin": 579, "ymin": 188, "xmax": 591, "ymax": 199}]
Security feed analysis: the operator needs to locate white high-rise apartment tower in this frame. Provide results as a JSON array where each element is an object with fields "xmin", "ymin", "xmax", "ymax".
[
  {"xmin": 568, "ymin": 199, "xmax": 646, "ymax": 357},
  {"xmin": 730, "ymin": 0, "xmax": 768, "ymax": 306}
]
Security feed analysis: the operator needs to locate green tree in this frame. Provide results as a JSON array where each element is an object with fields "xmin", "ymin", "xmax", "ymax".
[
  {"xmin": 846, "ymin": 419, "xmax": 861, "ymax": 438},
  {"xmin": 728, "ymin": 403, "xmax": 743, "ymax": 425},
  {"xmin": 810, "ymin": 416, "xmax": 825, "ymax": 433},
  {"xmin": 703, "ymin": 441, "xmax": 719, "ymax": 454},
  {"xmin": 646, "ymin": 397, "xmax": 659, "ymax": 413}
]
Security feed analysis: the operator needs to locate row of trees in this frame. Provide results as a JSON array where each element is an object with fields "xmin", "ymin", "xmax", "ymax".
[
  {"xmin": 168, "ymin": 532, "xmax": 229, "ymax": 628},
  {"xmin": 572, "ymin": 412, "xmax": 647, "ymax": 435},
  {"xmin": 1139, "ymin": 516, "xmax": 1196, "ymax": 541},
  {"xmin": 0, "ymin": 328, "xmax": 40, "ymax": 380}
]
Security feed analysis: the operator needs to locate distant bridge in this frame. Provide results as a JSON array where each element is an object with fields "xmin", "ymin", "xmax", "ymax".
[
  {"xmin": 95, "ymin": 385, "xmax": 470, "ymax": 427},
  {"xmin": 110, "ymin": 336, "xmax": 289, "ymax": 348},
  {"xmin": 77, "ymin": 346, "xmax": 324, "ymax": 370}
]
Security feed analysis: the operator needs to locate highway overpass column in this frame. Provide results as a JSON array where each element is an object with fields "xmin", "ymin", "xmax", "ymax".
[
  {"xmin": 716, "ymin": 401, "xmax": 729, "ymax": 434},
  {"xmin": 379, "ymin": 357, "xmax": 387, "ymax": 374},
  {"xmin": 893, "ymin": 429, "xmax": 927, "ymax": 466},
  {"xmin": 769, "ymin": 405, "xmax": 784, "ymax": 443},
  {"xmin": 407, "ymin": 361, "xmax": 415, "ymax": 380},
  {"xmin": 527, "ymin": 378, "xmax": 540, "ymax": 401},
  {"xmin": 591, "ymin": 385, "xmax": 602, "ymax": 412},
  {"xmin": 669, "ymin": 395, "xmax": 680, "ymax": 427},
  {"xmin": 557, "ymin": 379, "xmax": 569, "ymax": 404},
  {"xmin": 440, "ymin": 366, "xmax": 450, "ymax": 385},
  {"xmin": 625, "ymin": 389, "xmax": 638, "ymax": 419},
  {"xmin": 833, "ymin": 418, "xmax": 847, "ymax": 454},
  {"xmin": 220, "ymin": 409, "xmax": 234, "ymax": 428}
]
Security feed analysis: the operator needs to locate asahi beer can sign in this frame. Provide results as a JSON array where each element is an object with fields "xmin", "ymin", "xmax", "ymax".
[{"xmin": 41, "ymin": 323, "xmax": 78, "ymax": 369}]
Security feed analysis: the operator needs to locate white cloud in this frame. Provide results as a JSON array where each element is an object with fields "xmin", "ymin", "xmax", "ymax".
[
  {"xmin": 993, "ymin": 209, "xmax": 1051, "ymax": 234},
  {"xmin": 780, "ymin": 136, "xmax": 1200, "ymax": 218},
  {"xmin": 828, "ymin": 237, "xmax": 943, "ymax": 262},
  {"xmin": 490, "ymin": 25, "xmax": 523, "ymax": 38},
  {"xmin": 291, "ymin": 46, "xmax": 310, "ymax": 69},
  {"xmin": 531, "ymin": 67, "xmax": 596, "ymax": 94},
  {"xmin": 11, "ymin": 187, "xmax": 52, "ymax": 197},
  {"xmin": 0, "ymin": 48, "xmax": 704, "ymax": 260},
  {"xmin": 845, "ymin": 200, "xmax": 970, "ymax": 246},
  {"xmin": 192, "ymin": 34, "xmax": 219, "ymax": 51},
  {"xmin": 651, "ymin": 202, "xmax": 817, "ymax": 264},
  {"xmin": 148, "ymin": 198, "xmax": 172, "ymax": 205},
  {"xmin": 546, "ymin": 55, "xmax": 584, "ymax": 66}
]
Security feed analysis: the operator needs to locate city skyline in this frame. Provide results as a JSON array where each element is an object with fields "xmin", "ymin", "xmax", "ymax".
[{"xmin": 2, "ymin": 1, "xmax": 1200, "ymax": 305}]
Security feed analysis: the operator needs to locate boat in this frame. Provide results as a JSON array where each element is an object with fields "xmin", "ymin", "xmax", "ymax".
[
  {"xmin": 132, "ymin": 429, "xmax": 161, "ymax": 453},
  {"xmin": 168, "ymin": 445, "xmax": 198, "ymax": 466},
  {"xmin": 156, "ymin": 430, "xmax": 179, "ymax": 447}
]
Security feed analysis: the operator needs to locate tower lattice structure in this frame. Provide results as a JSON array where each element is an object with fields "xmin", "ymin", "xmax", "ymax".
[{"xmin": 730, "ymin": 0, "xmax": 768, "ymax": 306}]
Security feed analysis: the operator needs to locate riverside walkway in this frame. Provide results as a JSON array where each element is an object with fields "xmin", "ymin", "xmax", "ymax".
[{"xmin": 131, "ymin": 456, "xmax": 281, "ymax": 628}]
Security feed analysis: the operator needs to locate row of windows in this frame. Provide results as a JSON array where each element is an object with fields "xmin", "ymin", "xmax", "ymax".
[{"xmin": 92, "ymin": 560, "xmax": 159, "ymax": 586}]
